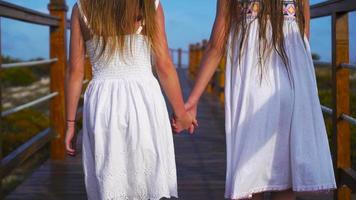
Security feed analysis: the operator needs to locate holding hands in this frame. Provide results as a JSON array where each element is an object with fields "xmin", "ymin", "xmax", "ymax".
[{"xmin": 171, "ymin": 101, "xmax": 198, "ymax": 134}]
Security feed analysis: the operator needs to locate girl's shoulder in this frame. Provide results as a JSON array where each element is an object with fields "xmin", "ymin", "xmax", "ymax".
[{"xmin": 155, "ymin": 0, "xmax": 159, "ymax": 9}]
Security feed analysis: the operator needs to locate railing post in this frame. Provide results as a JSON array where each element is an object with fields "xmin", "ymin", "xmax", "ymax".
[
  {"xmin": 219, "ymin": 55, "xmax": 226, "ymax": 104},
  {"xmin": 332, "ymin": 11, "xmax": 350, "ymax": 200},
  {"xmin": 48, "ymin": 0, "xmax": 68, "ymax": 160},
  {"xmin": 191, "ymin": 44, "xmax": 197, "ymax": 78},
  {"xmin": 188, "ymin": 44, "xmax": 193, "ymax": 75},
  {"xmin": 178, "ymin": 48, "xmax": 182, "ymax": 69},
  {"xmin": 194, "ymin": 43, "xmax": 201, "ymax": 78}
]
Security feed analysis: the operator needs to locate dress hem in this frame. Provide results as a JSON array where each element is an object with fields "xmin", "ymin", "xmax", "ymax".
[
  {"xmin": 91, "ymin": 194, "xmax": 178, "ymax": 200},
  {"xmin": 225, "ymin": 183, "xmax": 336, "ymax": 200}
]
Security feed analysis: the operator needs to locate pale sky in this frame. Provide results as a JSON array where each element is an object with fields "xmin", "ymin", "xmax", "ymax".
[{"xmin": 2, "ymin": 0, "xmax": 356, "ymax": 63}]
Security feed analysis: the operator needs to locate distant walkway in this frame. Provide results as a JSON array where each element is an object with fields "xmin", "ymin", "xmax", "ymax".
[{"xmin": 5, "ymin": 69, "xmax": 333, "ymax": 200}]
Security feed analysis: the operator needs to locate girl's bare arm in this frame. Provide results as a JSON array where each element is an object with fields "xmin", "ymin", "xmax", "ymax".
[
  {"xmin": 153, "ymin": 3, "xmax": 194, "ymax": 132},
  {"xmin": 186, "ymin": 0, "xmax": 228, "ymax": 106},
  {"xmin": 65, "ymin": 5, "xmax": 85, "ymax": 126}
]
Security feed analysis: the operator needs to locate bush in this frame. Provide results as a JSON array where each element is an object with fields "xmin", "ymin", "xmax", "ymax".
[
  {"xmin": 1, "ymin": 68, "xmax": 37, "ymax": 87},
  {"xmin": 1, "ymin": 55, "xmax": 49, "ymax": 87},
  {"xmin": 316, "ymin": 68, "xmax": 356, "ymax": 168},
  {"xmin": 1, "ymin": 109, "xmax": 50, "ymax": 156}
]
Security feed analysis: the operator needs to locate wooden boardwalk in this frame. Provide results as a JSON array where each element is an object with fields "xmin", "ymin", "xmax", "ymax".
[{"xmin": 5, "ymin": 69, "xmax": 334, "ymax": 200}]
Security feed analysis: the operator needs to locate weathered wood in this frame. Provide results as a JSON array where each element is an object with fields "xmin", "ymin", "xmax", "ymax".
[
  {"xmin": 0, "ymin": 1, "xmax": 59, "ymax": 26},
  {"xmin": 4, "ymin": 69, "xmax": 333, "ymax": 200},
  {"xmin": 4, "ymin": 131, "xmax": 87, "ymax": 200},
  {"xmin": 0, "ymin": 128, "xmax": 53, "ymax": 180},
  {"xmin": 188, "ymin": 44, "xmax": 194, "ymax": 74},
  {"xmin": 311, "ymin": 0, "xmax": 356, "ymax": 18},
  {"xmin": 48, "ymin": 0, "xmax": 68, "ymax": 160},
  {"xmin": 332, "ymin": 11, "xmax": 351, "ymax": 200}
]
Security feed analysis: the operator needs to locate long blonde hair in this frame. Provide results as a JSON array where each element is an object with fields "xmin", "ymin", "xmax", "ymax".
[
  {"xmin": 79, "ymin": 0, "xmax": 157, "ymax": 61},
  {"xmin": 224, "ymin": 0, "xmax": 305, "ymax": 81}
]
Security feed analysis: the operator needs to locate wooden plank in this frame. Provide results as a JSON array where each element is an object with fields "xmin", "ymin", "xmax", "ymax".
[
  {"xmin": 0, "ymin": 1, "xmax": 59, "ymax": 26},
  {"xmin": 4, "ymin": 69, "xmax": 333, "ymax": 200},
  {"xmin": 332, "ymin": 11, "xmax": 351, "ymax": 200},
  {"xmin": 0, "ymin": 128, "xmax": 53, "ymax": 179},
  {"xmin": 48, "ymin": 0, "xmax": 68, "ymax": 160},
  {"xmin": 4, "ymin": 131, "xmax": 87, "ymax": 200},
  {"xmin": 311, "ymin": 0, "xmax": 356, "ymax": 18}
]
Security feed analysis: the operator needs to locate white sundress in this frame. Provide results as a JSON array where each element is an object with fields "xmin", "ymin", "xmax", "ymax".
[
  {"xmin": 77, "ymin": 0, "xmax": 178, "ymax": 199},
  {"xmin": 224, "ymin": 1, "xmax": 337, "ymax": 199}
]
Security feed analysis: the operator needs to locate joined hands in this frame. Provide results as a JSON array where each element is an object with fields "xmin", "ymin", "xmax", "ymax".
[{"xmin": 171, "ymin": 102, "xmax": 198, "ymax": 134}]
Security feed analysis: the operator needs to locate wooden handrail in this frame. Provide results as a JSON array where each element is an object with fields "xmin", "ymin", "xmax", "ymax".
[
  {"xmin": 0, "ymin": 0, "xmax": 71, "ymax": 193},
  {"xmin": 0, "ymin": 1, "xmax": 59, "ymax": 26},
  {"xmin": 311, "ymin": 0, "xmax": 356, "ymax": 18},
  {"xmin": 1, "ymin": 92, "xmax": 59, "ymax": 117},
  {"xmin": 0, "ymin": 128, "xmax": 53, "ymax": 180},
  {"xmin": 322, "ymin": 105, "xmax": 334, "ymax": 116},
  {"xmin": 341, "ymin": 63, "xmax": 356, "ymax": 70},
  {"xmin": 341, "ymin": 114, "xmax": 356, "ymax": 127},
  {"xmin": 1, "ymin": 58, "xmax": 58, "ymax": 69}
]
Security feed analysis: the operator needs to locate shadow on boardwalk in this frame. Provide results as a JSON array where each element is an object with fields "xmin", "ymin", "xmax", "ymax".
[{"xmin": 5, "ymin": 69, "xmax": 333, "ymax": 200}]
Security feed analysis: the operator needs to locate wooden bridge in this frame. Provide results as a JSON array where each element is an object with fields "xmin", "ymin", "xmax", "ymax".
[{"xmin": 0, "ymin": 0, "xmax": 356, "ymax": 200}]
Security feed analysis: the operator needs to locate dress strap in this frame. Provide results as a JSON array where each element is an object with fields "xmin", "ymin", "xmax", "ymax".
[
  {"xmin": 136, "ymin": 0, "xmax": 160, "ymax": 34},
  {"xmin": 155, "ymin": 0, "xmax": 160, "ymax": 9},
  {"xmin": 77, "ymin": 1, "xmax": 89, "ymax": 26}
]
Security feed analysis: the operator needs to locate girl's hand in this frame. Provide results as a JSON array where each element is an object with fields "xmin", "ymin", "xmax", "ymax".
[
  {"xmin": 172, "ymin": 112, "xmax": 197, "ymax": 134},
  {"xmin": 184, "ymin": 101, "xmax": 198, "ymax": 133},
  {"xmin": 64, "ymin": 123, "xmax": 77, "ymax": 156}
]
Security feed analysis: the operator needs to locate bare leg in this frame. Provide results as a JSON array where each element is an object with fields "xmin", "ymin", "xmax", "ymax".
[{"xmin": 271, "ymin": 189, "xmax": 295, "ymax": 200}]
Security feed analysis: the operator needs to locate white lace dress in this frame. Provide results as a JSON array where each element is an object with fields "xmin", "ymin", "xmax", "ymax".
[
  {"xmin": 77, "ymin": 1, "xmax": 178, "ymax": 199},
  {"xmin": 224, "ymin": 1, "xmax": 337, "ymax": 199}
]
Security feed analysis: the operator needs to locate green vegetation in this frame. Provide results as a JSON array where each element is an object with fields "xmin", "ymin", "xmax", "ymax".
[
  {"xmin": 315, "ymin": 61, "xmax": 356, "ymax": 168},
  {"xmin": 1, "ymin": 109, "xmax": 50, "ymax": 156},
  {"xmin": 1, "ymin": 55, "xmax": 50, "ymax": 87}
]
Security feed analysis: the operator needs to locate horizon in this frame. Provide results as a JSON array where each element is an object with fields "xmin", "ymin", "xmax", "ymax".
[{"xmin": 1, "ymin": 0, "xmax": 356, "ymax": 64}]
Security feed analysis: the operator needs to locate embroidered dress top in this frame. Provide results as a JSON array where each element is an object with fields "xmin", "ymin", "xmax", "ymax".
[{"xmin": 239, "ymin": 0, "xmax": 297, "ymax": 19}]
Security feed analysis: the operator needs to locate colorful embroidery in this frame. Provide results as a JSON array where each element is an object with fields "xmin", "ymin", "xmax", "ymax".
[
  {"xmin": 242, "ymin": 0, "xmax": 297, "ymax": 19},
  {"xmin": 283, "ymin": 0, "xmax": 296, "ymax": 17}
]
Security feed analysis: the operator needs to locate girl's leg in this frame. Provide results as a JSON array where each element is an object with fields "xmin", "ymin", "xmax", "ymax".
[{"xmin": 271, "ymin": 189, "xmax": 295, "ymax": 200}]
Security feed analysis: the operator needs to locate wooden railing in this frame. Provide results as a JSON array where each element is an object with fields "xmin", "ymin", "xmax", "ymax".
[
  {"xmin": 170, "ymin": 48, "xmax": 189, "ymax": 69},
  {"xmin": 188, "ymin": 0, "xmax": 356, "ymax": 199},
  {"xmin": 0, "ymin": 0, "xmax": 92, "ymax": 197}
]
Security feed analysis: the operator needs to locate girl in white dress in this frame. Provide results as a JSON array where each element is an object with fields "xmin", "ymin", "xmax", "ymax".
[
  {"xmin": 182, "ymin": 0, "xmax": 337, "ymax": 199},
  {"xmin": 64, "ymin": 0, "xmax": 195, "ymax": 199}
]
